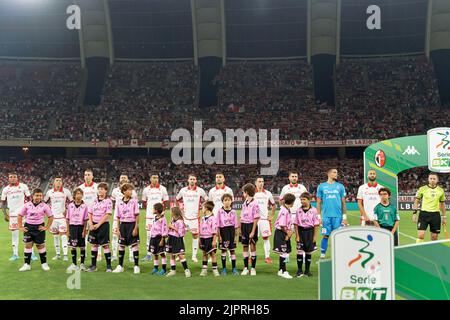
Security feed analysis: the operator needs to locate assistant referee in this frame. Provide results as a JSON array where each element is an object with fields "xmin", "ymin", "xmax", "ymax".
[{"xmin": 412, "ymin": 172, "xmax": 447, "ymax": 243}]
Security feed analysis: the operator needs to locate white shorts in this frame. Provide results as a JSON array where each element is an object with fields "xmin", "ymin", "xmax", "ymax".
[
  {"xmin": 290, "ymin": 214, "xmax": 297, "ymax": 231},
  {"xmin": 50, "ymin": 218, "xmax": 68, "ymax": 234},
  {"xmin": 146, "ymin": 217, "xmax": 154, "ymax": 232},
  {"xmin": 258, "ymin": 219, "xmax": 272, "ymax": 238},
  {"xmin": 184, "ymin": 218, "xmax": 199, "ymax": 235},
  {"xmin": 112, "ymin": 219, "xmax": 119, "ymax": 234},
  {"xmin": 8, "ymin": 215, "xmax": 19, "ymax": 231}
]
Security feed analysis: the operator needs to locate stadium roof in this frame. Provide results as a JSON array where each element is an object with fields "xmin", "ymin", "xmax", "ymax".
[{"xmin": 0, "ymin": 0, "xmax": 430, "ymax": 59}]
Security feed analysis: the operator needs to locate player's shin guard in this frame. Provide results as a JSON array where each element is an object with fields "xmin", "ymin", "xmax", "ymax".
[
  {"xmin": 181, "ymin": 258, "xmax": 188, "ymax": 270},
  {"xmin": 320, "ymin": 237, "xmax": 329, "ymax": 255},
  {"xmin": 212, "ymin": 262, "xmax": 218, "ymax": 271},
  {"xmin": 71, "ymin": 248, "xmax": 77, "ymax": 265},
  {"xmin": 104, "ymin": 247, "xmax": 112, "ymax": 268},
  {"xmin": 170, "ymin": 258, "xmax": 176, "ymax": 271},
  {"xmin": 263, "ymin": 239, "xmax": 271, "ymax": 258},
  {"xmin": 251, "ymin": 252, "xmax": 257, "ymax": 269},
  {"xmin": 305, "ymin": 254, "xmax": 312, "ymax": 273},
  {"xmin": 279, "ymin": 254, "xmax": 287, "ymax": 272},
  {"xmin": 192, "ymin": 238, "xmax": 199, "ymax": 259},
  {"xmin": 54, "ymin": 235, "xmax": 61, "ymax": 256},
  {"xmin": 112, "ymin": 234, "xmax": 119, "ymax": 258},
  {"xmin": 231, "ymin": 253, "xmax": 236, "ymax": 269},
  {"xmin": 12, "ymin": 230, "xmax": 19, "ymax": 256},
  {"xmin": 243, "ymin": 251, "xmax": 249, "ymax": 269},
  {"xmin": 221, "ymin": 252, "xmax": 227, "ymax": 269},
  {"xmin": 91, "ymin": 247, "xmax": 98, "ymax": 266},
  {"xmin": 38, "ymin": 247, "xmax": 47, "ymax": 264},
  {"xmin": 24, "ymin": 247, "xmax": 32, "ymax": 265},
  {"xmin": 161, "ymin": 257, "xmax": 167, "ymax": 271},
  {"xmin": 80, "ymin": 248, "xmax": 86, "ymax": 264},
  {"xmin": 61, "ymin": 235, "xmax": 68, "ymax": 256},
  {"xmin": 153, "ymin": 257, "xmax": 159, "ymax": 270},
  {"xmin": 118, "ymin": 249, "xmax": 125, "ymax": 267},
  {"xmin": 133, "ymin": 247, "xmax": 139, "ymax": 266},
  {"xmin": 297, "ymin": 254, "xmax": 304, "ymax": 272}
]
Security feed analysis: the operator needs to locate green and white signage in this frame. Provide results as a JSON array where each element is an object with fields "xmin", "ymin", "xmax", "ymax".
[
  {"xmin": 427, "ymin": 127, "xmax": 450, "ymax": 173},
  {"xmin": 331, "ymin": 227, "xmax": 395, "ymax": 300}
]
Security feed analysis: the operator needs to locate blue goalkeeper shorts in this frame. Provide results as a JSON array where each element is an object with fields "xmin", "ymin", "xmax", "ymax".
[{"xmin": 321, "ymin": 217, "xmax": 342, "ymax": 236}]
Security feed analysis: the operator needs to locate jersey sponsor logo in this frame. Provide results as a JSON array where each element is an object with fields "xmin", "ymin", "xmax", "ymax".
[
  {"xmin": 374, "ymin": 150, "xmax": 386, "ymax": 168},
  {"xmin": 402, "ymin": 145, "xmax": 420, "ymax": 155}
]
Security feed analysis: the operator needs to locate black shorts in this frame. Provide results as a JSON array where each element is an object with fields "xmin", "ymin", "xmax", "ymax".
[
  {"xmin": 417, "ymin": 211, "xmax": 441, "ymax": 234},
  {"xmin": 297, "ymin": 226, "xmax": 315, "ymax": 253},
  {"xmin": 273, "ymin": 229, "xmax": 291, "ymax": 254},
  {"xmin": 88, "ymin": 222, "xmax": 110, "ymax": 246},
  {"xmin": 200, "ymin": 237, "xmax": 217, "ymax": 254},
  {"xmin": 118, "ymin": 222, "xmax": 140, "ymax": 246},
  {"xmin": 380, "ymin": 225, "xmax": 399, "ymax": 246},
  {"xmin": 23, "ymin": 223, "xmax": 45, "ymax": 245},
  {"xmin": 240, "ymin": 222, "xmax": 258, "ymax": 245},
  {"xmin": 219, "ymin": 226, "xmax": 237, "ymax": 250},
  {"xmin": 165, "ymin": 235, "xmax": 185, "ymax": 255},
  {"xmin": 69, "ymin": 225, "xmax": 86, "ymax": 248},
  {"xmin": 149, "ymin": 235, "xmax": 165, "ymax": 255}
]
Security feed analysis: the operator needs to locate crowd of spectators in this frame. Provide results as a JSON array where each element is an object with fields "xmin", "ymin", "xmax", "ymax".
[
  {"xmin": 0, "ymin": 160, "xmax": 42, "ymax": 191},
  {"xmin": 398, "ymin": 168, "xmax": 450, "ymax": 195},
  {"xmin": 336, "ymin": 55, "xmax": 440, "ymax": 111},
  {"xmin": 0, "ymin": 61, "xmax": 81, "ymax": 140},
  {"xmin": 50, "ymin": 62, "xmax": 199, "ymax": 141},
  {"xmin": 1, "ymin": 56, "xmax": 449, "ymax": 142}
]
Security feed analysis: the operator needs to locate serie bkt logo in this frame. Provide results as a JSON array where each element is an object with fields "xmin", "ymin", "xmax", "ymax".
[
  {"xmin": 341, "ymin": 234, "xmax": 388, "ymax": 300},
  {"xmin": 432, "ymin": 130, "xmax": 450, "ymax": 169}
]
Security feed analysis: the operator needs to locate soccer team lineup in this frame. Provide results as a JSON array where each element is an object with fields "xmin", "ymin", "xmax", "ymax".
[{"xmin": 2, "ymin": 167, "xmax": 447, "ymax": 280}]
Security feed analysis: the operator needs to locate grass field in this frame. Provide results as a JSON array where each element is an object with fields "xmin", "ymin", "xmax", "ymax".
[{"xmin": 0, "ymin": 209, "xmax": 438, "ymax": 300}]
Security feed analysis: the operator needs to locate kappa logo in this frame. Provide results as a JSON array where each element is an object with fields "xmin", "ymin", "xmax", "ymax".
[{"xmin": 402, "ymin": 145, "xmax": 420, "ymax": 156}]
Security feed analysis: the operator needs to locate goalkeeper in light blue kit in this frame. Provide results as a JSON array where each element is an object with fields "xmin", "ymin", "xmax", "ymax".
[{"xmin": 316, "ymin": 168, "xmax": 347, "ymax": 259}]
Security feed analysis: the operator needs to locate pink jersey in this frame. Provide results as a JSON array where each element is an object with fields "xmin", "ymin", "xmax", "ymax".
[
  {"xmin": 240, "ymin": 199, "xmax": 261, "ymax": 224},
  {"xmin": 295, "ymin": 206, "xmax": 320, "ymax": 228},
  {"xmin": 217, "ymin": 208, "xmax": 238, "ymax": 228},
  {"xmin": 66, "ymin": 202, "xmax": 89, "ymax": 226},
  {"xmin": 116, "ymin": 198, "xmax": 139, "ymax": 223},
  {"xmin": 168, "ymin": 219, "xmax": 186, "ymax": 237},
  {"xmin": 200, "ymin": 214, "xmax": 218, "ymax": 238},
  {"xmin": 19, "ymin": 201, "xmax": 53, "ymax": 225},
  {"xmin": 151, "ymin": 215, "xmax": 168, "ymax": 237},
  {"xmin": 274, "ymin": 206, "xmax": 293, "ymax": 230},
  {"xmin": 89, "ymin": 197, "xmax": 112, "ymax": 223}
]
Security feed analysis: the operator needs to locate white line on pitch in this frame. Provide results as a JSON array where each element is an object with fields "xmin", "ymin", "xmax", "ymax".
[{"xmin": 398, "ymin": 232, "xmax": 416, "ymax": 241}]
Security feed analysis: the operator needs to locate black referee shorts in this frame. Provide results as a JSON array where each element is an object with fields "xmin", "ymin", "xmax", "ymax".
[{"xmin": 417, "ymin": 211, "xmax": 441, "ymax": 234}]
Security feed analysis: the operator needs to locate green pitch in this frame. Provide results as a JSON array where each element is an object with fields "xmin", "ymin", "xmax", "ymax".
[{"xmin": 0, "ymin": 210, "xmax": 429, "ymax": 300}]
